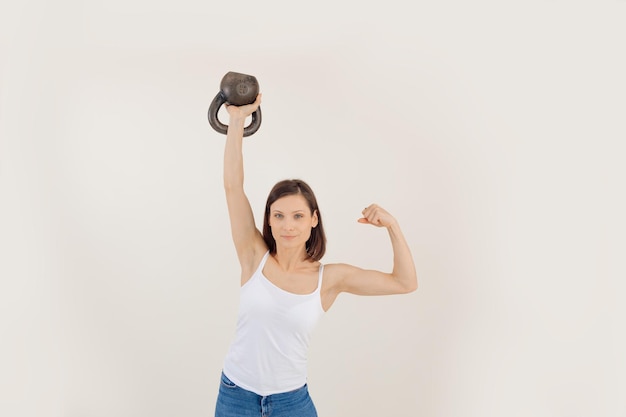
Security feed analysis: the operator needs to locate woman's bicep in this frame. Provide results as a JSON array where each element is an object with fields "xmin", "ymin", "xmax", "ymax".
[{"xmin": 335, "ymin": 263, "xmax": 412, "ymax": 296}]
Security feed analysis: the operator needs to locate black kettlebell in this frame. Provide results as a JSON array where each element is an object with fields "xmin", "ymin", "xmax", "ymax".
[{"xmin": 208, "ymin": 71, "xmax": 262, "ymax": 137}]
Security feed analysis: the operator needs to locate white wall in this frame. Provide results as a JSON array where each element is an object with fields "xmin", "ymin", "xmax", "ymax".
[{"xmin": 1, "ymin": 1, "xmax": 624, "ymax": 416}]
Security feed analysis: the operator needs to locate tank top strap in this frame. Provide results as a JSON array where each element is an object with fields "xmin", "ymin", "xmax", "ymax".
[
  {"xmin": 316, "ymin": 263, "xmax": 324, "ymax": 291},
  {"xmin": 257, "ymin": 251, "xmax": 271, "ymax": 272},
  {"xmin": 245, "ymin": 251, "xmax": 271, "ymax": 287}
]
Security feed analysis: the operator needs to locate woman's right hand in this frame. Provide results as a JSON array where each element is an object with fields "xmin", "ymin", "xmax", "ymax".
[{"xmin": 226, "ymin": 93, "xmax": 262, "ymax": 121}]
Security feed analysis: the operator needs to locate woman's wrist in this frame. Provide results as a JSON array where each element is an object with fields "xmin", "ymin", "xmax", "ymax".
[
  {"xmin": 386, "ymin": 220, "xmax": 404, "ymax": 239},
  {"xmin": 386, "ymin": 218, "xmax": 400, "ymax": 230},
  {"xmin": 229, "ymin": 115, "xmax": 247, "ymax": 126}
]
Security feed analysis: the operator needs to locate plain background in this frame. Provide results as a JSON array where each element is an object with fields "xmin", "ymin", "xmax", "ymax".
[{"xmin": 1, "ymin": 1, "xmax": 624, "ymax": 416}]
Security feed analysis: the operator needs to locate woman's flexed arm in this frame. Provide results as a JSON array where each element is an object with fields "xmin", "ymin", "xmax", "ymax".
[
  {"xmin": 333, "ymin": 204, "xmax": 418, "ymax": 296},
  {"xmin": 223, "ymin": 94, "xmax": 266, "ymax": 272},
  {"xmin": 358, "ymin": 204, "xmax": 417, "ymax": 292}
]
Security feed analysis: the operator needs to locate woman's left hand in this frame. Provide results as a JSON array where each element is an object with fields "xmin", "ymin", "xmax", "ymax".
[{"xmin": 358, "ymin": 204, "xmax": 397, "ymax": 228}]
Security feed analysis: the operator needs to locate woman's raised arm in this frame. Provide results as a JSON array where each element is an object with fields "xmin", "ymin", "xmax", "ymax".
[{"xmin": 223, "ymin": 94, "xmax": 267, "ymax": 276}]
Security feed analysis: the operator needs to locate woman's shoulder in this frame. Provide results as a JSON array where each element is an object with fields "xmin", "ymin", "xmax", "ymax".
[
  {"xmin": 319, "ymin": 263, "xmax": 363, "ymax": 296},
  {"xmin": 320, "ymin": 262, "xmax": 360, "ymax": 281},
  {"xmin": 322, "ymin": 262, "xmax": 358, "ymax": 270}
]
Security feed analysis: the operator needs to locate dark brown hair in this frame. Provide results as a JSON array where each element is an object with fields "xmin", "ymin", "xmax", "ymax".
[{"xmin": 262, "ymin": 179, "xmax": 326, "ymax": 261}]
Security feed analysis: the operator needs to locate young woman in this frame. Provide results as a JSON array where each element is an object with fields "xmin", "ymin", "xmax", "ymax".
[{"xmin": 214, "ymin": 94, "xmax": 418, "ymax": 417}]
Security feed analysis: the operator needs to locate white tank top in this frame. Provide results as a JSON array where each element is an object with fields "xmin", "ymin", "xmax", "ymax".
[{"xmin": 222, "ymin": 251, "xmax": 325, "ymax": 396}]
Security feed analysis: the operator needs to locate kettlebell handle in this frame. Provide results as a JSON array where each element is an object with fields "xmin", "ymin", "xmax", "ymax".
[
  {"xmin": 207, "ymin": 72, "xmax": 262, "ymax": 137},
  {"xmin": 207, "ymin": 92, "xmax": 262, "ymax": 137}
]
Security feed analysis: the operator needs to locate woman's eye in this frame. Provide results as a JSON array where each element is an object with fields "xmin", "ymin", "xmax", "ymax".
[
  {"xmin": 295, "ymin": 214, "xmax": 303, "ymax": 219},
  {"xmin": 274, "ymin": 214, "xmax": 283, "ymax": 219}
]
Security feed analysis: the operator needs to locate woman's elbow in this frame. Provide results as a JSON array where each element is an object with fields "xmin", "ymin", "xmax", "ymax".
[
  {"xmin": 404, "ymin": 281, "xmax": 418, "ymax": 294},
  {"xmin": 397, "ymin": 275, "xmax": 418, "ymax": 294}
]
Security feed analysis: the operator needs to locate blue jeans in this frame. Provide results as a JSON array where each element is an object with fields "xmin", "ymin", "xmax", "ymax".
[{"xmin": 214, "ymin": 372, "xmax": 318, "ymax": 417}]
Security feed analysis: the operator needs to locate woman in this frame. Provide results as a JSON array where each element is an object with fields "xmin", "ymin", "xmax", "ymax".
[{"xmin": 215, "ymin": 94, "xmax": 417, "ymax": 417}]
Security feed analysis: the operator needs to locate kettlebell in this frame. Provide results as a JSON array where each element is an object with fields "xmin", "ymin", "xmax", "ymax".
[{"xmin": 208, "ymin": 71, "xmax": 262, "ymax": 137}]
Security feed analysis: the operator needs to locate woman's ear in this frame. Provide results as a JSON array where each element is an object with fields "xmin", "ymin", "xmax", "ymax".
[{"xmin": 312, "ymin": 210, "xmax": 319, "ymax": 228}]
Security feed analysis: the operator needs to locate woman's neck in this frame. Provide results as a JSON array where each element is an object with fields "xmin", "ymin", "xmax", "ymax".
[{"xmin": 272, "ymin": 247, "xmax": 311, "ymax": 272}]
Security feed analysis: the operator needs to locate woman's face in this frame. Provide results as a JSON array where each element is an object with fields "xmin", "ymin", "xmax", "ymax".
[{"xmin": 268, "ymin": 194, "xmax": 318, "ymax": 250}]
